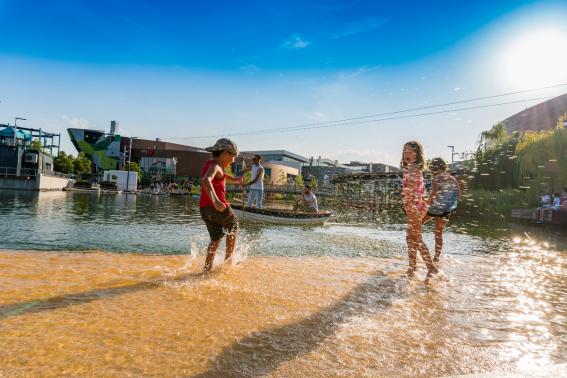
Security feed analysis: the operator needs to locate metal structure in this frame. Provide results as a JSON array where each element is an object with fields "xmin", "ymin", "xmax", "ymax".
[{"xmin": 0, "ymin": 123, "xmax": 61, "ymax": 156}]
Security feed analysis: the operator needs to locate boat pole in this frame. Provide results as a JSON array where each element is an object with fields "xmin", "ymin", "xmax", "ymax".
[{"xmin": 241, "ymin": 157, "xmax": 246, "ymax": 219}]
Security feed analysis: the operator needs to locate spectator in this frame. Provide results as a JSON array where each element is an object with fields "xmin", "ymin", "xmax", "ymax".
[
  {"xmin": 551, "ymin": 192, "xmax": 561, "ymax": 210},
  {"xmin": 541, "ymin": 191, "xmax": 551, "ymax": 207},
  {"xmin": 561, "ymin": 187, "xmax": 567, "ymax": 204}
]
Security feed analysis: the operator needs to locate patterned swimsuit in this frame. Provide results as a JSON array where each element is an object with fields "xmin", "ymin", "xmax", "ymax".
[{"xmin": 402, "ymin": 170, "xmax": 428, "ymax": 214}]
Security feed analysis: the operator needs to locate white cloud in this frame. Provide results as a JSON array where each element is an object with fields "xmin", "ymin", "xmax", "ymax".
[
  {"xmin": 280, "ymin": 34, "xmax": 310, "ymax": 49},
  {"xmin": 240, "ymin": 64, "xmax": 259, "ymax": 73},
  {"xmin": 331, "ymin": 17, "xmax": 387, "ymax": 39},
  {"xmin": 62, "ymin": 115, "xmax": 91, "ymax": 129},
  {"xmin": 453, "ymin": 87, "xmax": 462, "ymax": 91},
  {"xmin": 338, "ymin": 65, "xmax": 382, "ymax": 80}
]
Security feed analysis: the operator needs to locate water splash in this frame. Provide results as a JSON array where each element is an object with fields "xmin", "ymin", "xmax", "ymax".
[{"xmin": 188, "ymin": 234, "xmax": 251, "ymax": 270}]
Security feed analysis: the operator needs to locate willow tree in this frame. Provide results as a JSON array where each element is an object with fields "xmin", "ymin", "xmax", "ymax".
[
  {"xmin": 516, "ymin": 116, "xmax": 567, "ymax": 196},
  {"xmin": 472, "ymin": 123, "xmax": 520, "ymax": 190}
]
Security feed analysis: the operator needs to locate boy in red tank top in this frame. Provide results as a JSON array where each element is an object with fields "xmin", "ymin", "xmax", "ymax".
[{"xmin": 200, "ymin": 138, "xmax": 243, "ymax": 272}]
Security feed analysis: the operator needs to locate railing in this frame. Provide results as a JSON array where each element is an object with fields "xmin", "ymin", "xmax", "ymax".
[
  {"xmin": 0, "ymin": 166, "xmax": 35, "ymax": 178},
  {"xmin": 40, "ymin": 170, "xmax": 69, "ymax": 179},
  {"xmin": 0, "ymin": 167, "xmax": 69, "ymax": 179}
]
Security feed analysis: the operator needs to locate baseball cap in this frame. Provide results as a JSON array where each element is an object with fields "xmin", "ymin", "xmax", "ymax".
[{"xmin": 205, "ymin": 138, "xmax": 238, "ymax": 155}]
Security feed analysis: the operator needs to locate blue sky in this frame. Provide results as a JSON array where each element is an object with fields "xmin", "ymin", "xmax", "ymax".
[{"xmin": 1, "ymin": 0, "xmax": 567, "ymax": 165}]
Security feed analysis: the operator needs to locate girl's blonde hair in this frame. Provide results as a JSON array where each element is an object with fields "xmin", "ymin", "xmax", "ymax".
[{"xmin": 400, "ymin": 141, "xmax": 425, "ymax": 170}]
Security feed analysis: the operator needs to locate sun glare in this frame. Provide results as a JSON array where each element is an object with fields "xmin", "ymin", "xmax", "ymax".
[{"xmin": 500, "ymin": 29, "xmax": 567, "ymax": 88}]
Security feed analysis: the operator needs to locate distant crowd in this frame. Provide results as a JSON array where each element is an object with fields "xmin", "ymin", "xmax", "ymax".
[{"xmin": 147, "ymin": 178, "xmax": 197, "ymax": 194}]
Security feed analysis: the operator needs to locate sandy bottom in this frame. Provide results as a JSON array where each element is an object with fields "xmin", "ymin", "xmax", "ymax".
[{"xmin": 1, "ymin": 249, "xmax": 565, "ymax": 377}]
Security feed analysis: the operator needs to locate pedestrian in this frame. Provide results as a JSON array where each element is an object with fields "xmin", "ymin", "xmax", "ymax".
[
  {"xmin": 422, "ymin": 157, "xmax": 461, "ymax": 262},
  {"xmin": 401, "ymin": 141, "xmax": 438, "ymax": 280},
  {"xmin": 244, "ymin": 154, "xmax": 265, "ymax": 208},
  {"xmin": 199, "ymin": 138, "xmax": 243, "ymax": 272}
]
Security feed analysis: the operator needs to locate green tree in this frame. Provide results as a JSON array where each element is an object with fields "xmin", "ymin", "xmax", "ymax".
[
  {"xmin": 54, "ymin": 151, "xmax": 75, "ymax": 174},
  {"xmin": 278, "ymin": 170, "xmax": 287, "ymax": 185},
  {"xmin": 477, "ymin": 123, "xmax": 509, "ymax": 154},
  {"xmin": 294, "ymin": 174, "xmax": 304, "ymax": 187},
  {"xmin": 124, "ymin": 162, "xmax": 142, "ymax": 181},
  {"xmin": 73, "ymin": 152, "xmax": 92, "ymax": 174},
  {"xmin": 309, "ymin": 176, "xmax": 318, "ymax": 189},
  {"xmin": 124, "ymin": 161, "xmax": 141, "ymax": 173},
  {"xmin": 30, "ymin": 139, "xmax": 42, "ymax": 151}
]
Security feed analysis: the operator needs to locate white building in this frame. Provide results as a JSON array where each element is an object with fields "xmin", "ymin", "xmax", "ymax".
[{"xmin": 103, "ymin": 170, "xmax": 138, "ymax": 192}]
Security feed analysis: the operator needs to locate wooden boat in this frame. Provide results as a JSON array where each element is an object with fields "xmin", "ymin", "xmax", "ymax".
[{"xmin": 231, "ymin": 204, "xmax": 331, "ymax": 225}]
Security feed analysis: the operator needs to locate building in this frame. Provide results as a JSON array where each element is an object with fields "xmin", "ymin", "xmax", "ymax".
[
  {"xmin": 343, "ymin": 161, "xmax": 400, "ymax": 173},
  {"xmin": 0, "ymin": 124, "xmax": 69, "ymax": 190},
  {"xmin": 68, "ymin": 125, "xmax": 211, "ymax": 180},
  {"xmin": 242, "ymin": 150, "xmax": 310, "ymax": 184}
]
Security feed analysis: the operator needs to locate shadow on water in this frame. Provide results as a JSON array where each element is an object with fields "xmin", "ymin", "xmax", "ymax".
[
  {"xmin": 0, "ymin": 272, "xmax": 205, "ymax": 320},
  {"xmin": 194, "ymin": 272, "xmax": 407, "ymax": 378}
]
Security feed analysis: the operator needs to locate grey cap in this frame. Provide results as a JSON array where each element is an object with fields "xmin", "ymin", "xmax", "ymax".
[{"xmin": 205, "ymin": 138, "xmax": 238, "ymax": 155}]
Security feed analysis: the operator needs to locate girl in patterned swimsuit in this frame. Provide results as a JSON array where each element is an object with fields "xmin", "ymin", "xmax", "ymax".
[{"xmin": 401, "ymin": 141, "xmax": 438, "ymax": 280}]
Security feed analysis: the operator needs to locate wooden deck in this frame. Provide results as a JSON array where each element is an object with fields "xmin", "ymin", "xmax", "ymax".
[{"xmin": 511, "ymin": 208, "xmax": 567, "ymax": 225}]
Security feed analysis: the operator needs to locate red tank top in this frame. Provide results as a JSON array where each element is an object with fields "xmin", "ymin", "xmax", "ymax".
[{"xmin": 199, "ymin": 160, "xmax": 228, "ymax": 208}]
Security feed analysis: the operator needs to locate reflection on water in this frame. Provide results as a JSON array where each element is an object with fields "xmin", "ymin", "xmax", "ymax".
[{"xmin": 1, "ymin": 190, "xmax": 566, "ymax": 376}]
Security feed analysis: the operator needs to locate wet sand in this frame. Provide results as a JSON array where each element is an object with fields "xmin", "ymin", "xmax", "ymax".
[{"xmin": 1, "ymin": 249, "xmax": 565, "ymax": 377}]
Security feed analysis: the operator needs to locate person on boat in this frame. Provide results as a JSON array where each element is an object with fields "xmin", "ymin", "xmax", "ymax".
[
  {"xmin": 422, "ymin": 157, "xmax": 461, "ymax": 262},
  {"xmin": 199, "ymin": 138, "xmax": 243, "ymax": 272},
  {"xmin": 244, "ymin": 154, "xmax": 265, "ymax": 208},
  {"xmin": 401, "ymin": 141, "xmax": 438, "ymax": 280},
  {"xmin": 294, "ymin": 185, "xmax": 318, "ymax": 213}
]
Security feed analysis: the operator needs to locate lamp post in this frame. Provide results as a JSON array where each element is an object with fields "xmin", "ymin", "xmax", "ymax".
[
  {"xmin": 447, "ymin": 145, "xmax": 455, "ymax": 166},
  {"xmin": 125, "ymin": 137, "xmax": 136, "ymax": 192}
]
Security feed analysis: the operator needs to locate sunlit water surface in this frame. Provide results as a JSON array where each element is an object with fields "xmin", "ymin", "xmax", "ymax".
[{"xmin": 1, "ymin": 190, "xmax": 566, "ymax": 377}]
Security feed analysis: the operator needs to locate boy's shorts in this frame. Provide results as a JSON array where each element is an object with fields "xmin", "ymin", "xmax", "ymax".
[{"xmin": 200, "ymin": 206, "xmax": 239, "ymax": 241}]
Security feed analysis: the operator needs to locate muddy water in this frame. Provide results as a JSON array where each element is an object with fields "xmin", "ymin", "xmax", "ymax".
[{"xmin": 1, "ymin": 190, "xmax": 566, "ymax": 376}]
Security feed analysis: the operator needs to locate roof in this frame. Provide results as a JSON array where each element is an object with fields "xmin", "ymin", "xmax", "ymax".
[
  {"xmin": 243, "ymin": 150, "xmax": 310, "ymax": 163},
  {"xmin": 0, "ymin": 126, "xmax": 32, "ymax": 141},
  {"xmin": 501, "ymin": 92, "xmax": 567, "ymax": 133}
]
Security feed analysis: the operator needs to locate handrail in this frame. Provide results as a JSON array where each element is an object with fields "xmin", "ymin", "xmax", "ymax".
[{"xmin": 0, "ymin": 166, "xmax": 69, "ymax": 179}]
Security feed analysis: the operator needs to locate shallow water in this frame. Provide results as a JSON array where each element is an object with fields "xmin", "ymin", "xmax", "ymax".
[{"xmin": 1, "ymin": 190, "xmax": 566, "ymax": 376}]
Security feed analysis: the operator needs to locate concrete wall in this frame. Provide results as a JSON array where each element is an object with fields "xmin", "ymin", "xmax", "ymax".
[
  {"xmin": 0, "ymin": 177, "xmax": 38, "ymax": 190},
  {"xmin": 38, "ymin": 174, "xmax": 70, "ymax": 191},
  {"xmin": 0, "ymin": 174, "xmax": 69, "ymax": 191}
]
